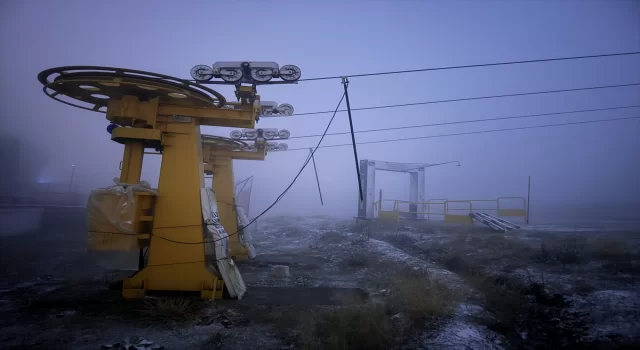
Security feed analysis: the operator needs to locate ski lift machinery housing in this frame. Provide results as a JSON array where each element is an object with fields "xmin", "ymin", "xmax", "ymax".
[{"xmin": 37, "ymin": 62, "xmax": 301, "ymax": 299}]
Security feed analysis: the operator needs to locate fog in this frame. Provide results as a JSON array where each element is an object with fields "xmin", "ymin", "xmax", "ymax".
[{"xmin": 1, "ymin": 0, "xmax": 639, "ymax": 222}]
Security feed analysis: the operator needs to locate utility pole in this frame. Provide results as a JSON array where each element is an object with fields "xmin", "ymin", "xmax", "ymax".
[
  {"xmin": 527, "ymin": 175, "xmax": 531, "ymax": 224},
  {"xmin": 342, "ymin": 77, "xmax": 363, "ymax": 202},
  {"xmin": 70, "ymin": 165, "xmax": 75, "ymax": 192}
]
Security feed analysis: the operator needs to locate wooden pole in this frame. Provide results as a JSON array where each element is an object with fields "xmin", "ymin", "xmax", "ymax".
[{"xmin": 527, "ymin": 175, "xmax": 531, "ymax": 224}]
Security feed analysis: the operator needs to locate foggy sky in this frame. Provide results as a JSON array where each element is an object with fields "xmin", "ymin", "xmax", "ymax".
[{"xmin": 1, "ymin": 0, "xmax": 639, "ymax": 219}]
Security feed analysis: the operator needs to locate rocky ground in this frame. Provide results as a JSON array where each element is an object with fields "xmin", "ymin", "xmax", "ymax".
[{"xmin": 0, "ymin": 208, "xmax": 639, "ymax": 349}]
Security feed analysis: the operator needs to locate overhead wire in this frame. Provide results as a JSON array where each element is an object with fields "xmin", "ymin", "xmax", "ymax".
[
  {"xmin": 188, "ymin": 52, "xmax": 640, "ymax": 86},
  {"xmin": 284, "ymin": 115, "xmax": 640, "ymax": 152},
  {"xmin": 290, "ymin": 83, "xmax": 640, "ymax": 116},
  {"xmin": 288, "ymin": 105, "xmax": 640, "ymax": 140},
  {"xmin": 297, "ymin": 51, "xmax": 640, "ymax": 81},
  {"xmin": 96, "ymin": 87, "xmax": 640, "ymax": 243},
  {"xmin": 142, "ymin": 52, "xmax": 640, "ymax": 247}
]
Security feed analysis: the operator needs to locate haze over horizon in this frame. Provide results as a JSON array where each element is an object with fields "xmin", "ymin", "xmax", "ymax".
[{"xmin": 1, "ymin": 0, "xmax": 639, "ymax": 222}]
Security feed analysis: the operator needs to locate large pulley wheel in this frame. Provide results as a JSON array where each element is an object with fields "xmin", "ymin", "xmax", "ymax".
[{"xmin": 38, "ymin": 66, "xmax": 227, "ymax": 113}]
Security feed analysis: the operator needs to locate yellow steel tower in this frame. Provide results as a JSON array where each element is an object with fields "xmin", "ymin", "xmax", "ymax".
[{"xmin": 37, "ymin": 63, "xmax": 300, "ymax": 299}]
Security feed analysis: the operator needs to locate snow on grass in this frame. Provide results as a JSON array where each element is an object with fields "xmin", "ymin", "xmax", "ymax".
[
  {"xmin": 422, "ymin": 303, "xmax": 504, "ymax": 350},
  {"xmin": 569, "ymin": 289, "xmax": 640, "ymax": 341}
]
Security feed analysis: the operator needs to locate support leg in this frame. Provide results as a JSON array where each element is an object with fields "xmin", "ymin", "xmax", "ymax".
[
  {"xmin": 122, "ymin": 123, "xmax": 223, "ymax": 299},
  {"xmin": 120, "ymin": 141, "xmax": 144, "ymax": 183},
  {"xmin": 409, "ymin": 172, "xmax": 418, "ymax": 220},
  {"xmin": 211, "ymin": 157, "xmax": 248, "ymax": 260}
]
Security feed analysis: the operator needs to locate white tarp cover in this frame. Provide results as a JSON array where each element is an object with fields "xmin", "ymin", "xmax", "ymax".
[
  {"xmin": 235, "ymin": 206, "xmax": 256, "ymax": 259},
  {"xmin": 200, "ymin": 188, "xmax": 246, "ymax": 299},
  {"xmin": 234, "ymin": 176, "xmax": 253, "ymax": 217}
]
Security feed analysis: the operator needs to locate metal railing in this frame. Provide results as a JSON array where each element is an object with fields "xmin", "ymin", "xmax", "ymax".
[
  {"xmin": 374, "ymin": 197, "xmax": 527, "ymax": 224},
  {"xmin": 375, "ymin": 199, "xmax": 401, "ymax": 221}
]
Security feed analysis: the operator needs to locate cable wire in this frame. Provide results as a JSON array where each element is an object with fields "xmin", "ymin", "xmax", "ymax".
[
  {"xmin": 291, "ymin": 83, "xmax": 640, "ymax": 116},
  {"xmin": 298, "ymin": 51, "xmax": 640, "ymax": 81},
  {"xmin": 288, "ymin": 105, "xmax": 640, "ymax": 140},
  {"xmin": 285, "ymin": 115, "xmax": 640, "ymax": 151},
  {"xmin": 147, "ymin": 92, "xmax": 347, "ymax": 246}
]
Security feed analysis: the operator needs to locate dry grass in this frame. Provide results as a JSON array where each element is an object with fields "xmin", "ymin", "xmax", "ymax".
[
  {"xmin": 371, "ymin": 228, "xmax": 640, "ymax": 348},
  {"xmin": 536, "ymin": 236, "xmax": 587, "ymax": 266},
  {"xmin": 251, "ymin": 255, "xmax": 458, "ymax": 349},
  {"xmin": 536, "ymin": 235, "xmax": 639, "ymax": 272},
  {"xmin": 318, "ymin": 230, "xmax": 344, "ymax": 243},
  {"xmin": 585, "ymin": 237, "xmax": 634, "ymax": 260},
  {"xmin": 299, "ymin": 305, "xmax": 395, "ymax": 350},
  {"xmin": 140, "ymin": 297, "xmax": 199, "ymax": 324},
  {"xmin": 339, "ymin": 252, "xmax": 371, "ymax": 269},
  {"xmin": 300, "ymin": 267, "xmax": 457, "ymax": 349},
  {"xmin": 200, "ymin": 332, "xmax": 228, "ymax": 349},
  {"xmin": 386, "ymin": 270, "xmax": 457, "ymax": 326},
  {"xmin": 438, "ymin": 250, "xmax": 590, "ymax": 348}
]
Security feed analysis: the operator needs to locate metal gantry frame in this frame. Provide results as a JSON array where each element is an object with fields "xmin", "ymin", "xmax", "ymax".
[{"xmin": 358, "ymin": 159, "xmax": 460, "ymax": 220}]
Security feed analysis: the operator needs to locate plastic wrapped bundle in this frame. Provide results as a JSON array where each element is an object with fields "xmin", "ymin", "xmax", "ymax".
[{"xmin": 86, "ymin": 178, "xmax": 157, "ymax": 251}]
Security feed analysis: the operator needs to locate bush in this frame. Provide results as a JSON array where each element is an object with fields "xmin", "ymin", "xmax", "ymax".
[
  {"xmin": 140, "ymin": 297, "xmax": 198, "ymax": 324},
  {"xmin": 201, "ymin": 332, "xmax": 228, "ymax": 349},
  {"xmin": 295, "ymin": 260, "xmax": 458, "ymax": 349},
  {"xmin": 536, "ymin": 237, "xmax": 587, "ymax": 266},
  {"xmin": 586, "ymin": 237, "xmax": 632, "ymax": 260},
  {"xmin": 340, "ymin": 253, "xmax": 371, "ymax": 269},
  {"xmin": 300, "ymin": 305, "xmax": 395, "ymax": 350},
  {"xmin": 386, "ymin": 272, "xmax": 456, "ymax": 326}
]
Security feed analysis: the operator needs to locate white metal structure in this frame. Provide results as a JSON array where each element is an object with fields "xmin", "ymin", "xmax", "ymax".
[
  {"xmin": 357, "ymin": 159, "xmax": 461, "ymax": 220},
  {"xmin": 358, "ymin": 160, "xmax": 426, "ymax": 220}
]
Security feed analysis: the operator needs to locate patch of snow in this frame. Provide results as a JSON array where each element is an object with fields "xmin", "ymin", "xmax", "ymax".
[
  {"xmin": 423, "ymin": 320, "xmax": 504, "ymax": 350},
  {"xmin": 422, "ymin": 302, "xmax": 503, "ymax": 349},
  {"xmin": 569, "ymin": 289, "xmax": 640, "ymax": 342},
  {"xmin": 457, "ymin": 303, "xmax": 485, "ymax": 317},
  {"xmin": 364, "ymin": 238, "xmax": 464, "ymax": 284}
]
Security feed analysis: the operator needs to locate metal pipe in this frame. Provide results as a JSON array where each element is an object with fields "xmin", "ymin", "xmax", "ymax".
[
  {"xmin": 69, "ymin": 165, "xmax": 75, "ymax": 192},
  {"xmin": 309, "ymin": 148, "xmax": 324, "ymax": 205}
]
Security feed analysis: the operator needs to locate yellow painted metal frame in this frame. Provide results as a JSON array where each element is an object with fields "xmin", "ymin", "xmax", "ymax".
[
  {"xmin": 103, "ymin": 89, "xmax": 260, "ymax": 299},
  {"xmin": 201, "ymin": 145, "xmax": 266, "ymax": 261},
  {"xmin": 425, "ymin": 199, "xmax": 447, "ymax": 220},
  {"xmin": 39, "ymin": 69, "xmax": 270, "ymax": 300},
  {"xmin": 375, "ymin": 197, "xmax": 527, "ymax": 225},
  {"xmin": 497, "ymin": 197, "xmax": 527, "ymax": 219},
  {"xmin": 444, "ymin": 201, "xmax": 474, "ymax": 224}
]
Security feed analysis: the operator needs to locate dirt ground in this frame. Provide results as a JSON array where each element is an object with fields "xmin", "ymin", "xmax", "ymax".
[{"xmin": 1, "ymin": 208, "xmax": 639, "ymax": 349}]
